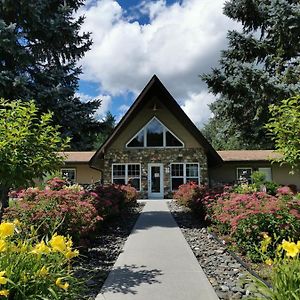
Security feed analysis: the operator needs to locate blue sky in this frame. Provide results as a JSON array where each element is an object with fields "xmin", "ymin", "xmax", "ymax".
[{"xmin": 77, "ymin": 0, "xmax": 238, "ymax": 124}]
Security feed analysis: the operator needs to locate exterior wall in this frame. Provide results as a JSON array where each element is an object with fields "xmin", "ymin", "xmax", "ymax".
[
  {"xmin": 210, "ymin": 162, "xmax": 300, "ymax": 190},
  {"xmin": 63, "ymin": 163, "xmax": 101, "ymax": 185},
  {"xmin": 103, "ymin": 148, "xmax": 208, "ymax": 198},
  {"xmin": 109, "ymin": 96, "xmax": 202, "ymax": 150}
]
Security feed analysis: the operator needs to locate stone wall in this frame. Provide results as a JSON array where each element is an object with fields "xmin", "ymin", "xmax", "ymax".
[{"xmin": 103, "ymin": 148, "xmax": 208, "ymax": 198}]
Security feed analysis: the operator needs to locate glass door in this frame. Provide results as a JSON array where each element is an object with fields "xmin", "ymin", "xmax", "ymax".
[{"xmin": 148, "ymin": 163, "xmax": 163, "ymax": 198}]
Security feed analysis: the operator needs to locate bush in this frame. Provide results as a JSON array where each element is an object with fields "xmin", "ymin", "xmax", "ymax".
[
  {"xmin": 120, "ymin": 185, "xmax": 139, "ymax": 204},
  {"xmin": 0, "ymin": 221, "xmax": 81, "ymax": 299},
  {"xmin": 173, "ymin": 182, "xmax": 207, "ymax": 217},
  {"xmin": 4, "ymin": 188, "xmax": 101, "ymax": 243}
]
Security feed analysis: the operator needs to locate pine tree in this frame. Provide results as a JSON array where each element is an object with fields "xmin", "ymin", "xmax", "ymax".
[
  {"xmin": 0, "ymin": 0, "xmax": 101, "ymax": 150},
  {"xmin": 202, "ymin": 0, "xmax": 300, "ymax": 149}
]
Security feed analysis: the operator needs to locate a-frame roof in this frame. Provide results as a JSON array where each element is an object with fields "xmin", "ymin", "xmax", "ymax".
[{"xmin": 89, "ymin": 75, "xmax": 222, "ymax": 168}]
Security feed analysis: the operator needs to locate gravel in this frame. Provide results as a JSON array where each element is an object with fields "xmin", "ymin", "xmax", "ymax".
[
  {"xmin": 75, "ymin": 203, "xmax": 144, "ymax": 300},
  {"xmin": 168, "ymin": 201, "xmax": 262, "ymax": 300}
]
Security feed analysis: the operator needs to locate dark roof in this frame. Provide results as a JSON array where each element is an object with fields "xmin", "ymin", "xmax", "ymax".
[
  {"xmin": 218, "ymin": 150, "xmax": 282, "ymax": 162},
  {"xmin": 90, "ymin": 75, "xmax": 222, "ymax": 169}
]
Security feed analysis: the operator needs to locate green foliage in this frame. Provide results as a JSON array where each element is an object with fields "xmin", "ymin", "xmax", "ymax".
[
  {"xmin": 0, "ymin": 222, "xmax": 81, "ymax": 299},
  {"xmin": 252, "ymin": 171, "xmax": 266, "ymax": 188},
  {"xmin": 0, "ymin": 99, "xmax": 68, "ymax": 190},
  {"xmin": 202, "ymin": 0, "xmax": 300, "ymax": 149},
  {"xmin": 0, "ymin": 0, "xmax": 102, "ymax": 150},
  {"xmin": 266, "ymin": 95, "xmax": 300, "ymax": 174}
]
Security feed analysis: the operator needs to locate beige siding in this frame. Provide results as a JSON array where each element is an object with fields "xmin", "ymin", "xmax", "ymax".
[
  {"xmin": 109, "ymin": 96, "xmax": 203, "ymax": 150},
  {"xmin": 63, "ymin": 163, "xmax": 101, "ymax": 184},
  {"xmin": 210, "ymin": 162, "xmax": 300, "ymax": 190}
]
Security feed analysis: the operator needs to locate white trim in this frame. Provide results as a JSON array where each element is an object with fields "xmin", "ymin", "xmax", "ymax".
[
  {"xmin": 111, "ymin": 163, "xmax": 142, "ymax": 191},
  {"xmin": 126, "ymin": 116, "xmax": 184, "ymax": 149},
  {"xmin": 170, "ymin": 163, "xmax": 200, "ymax": 191},
  {"xmin": 61, "ymin": 168, "xmax": 77, "ymax": 182},
  {"xmin": 148, "ymin": 163, "xmax": 164, "ymax": 198}
]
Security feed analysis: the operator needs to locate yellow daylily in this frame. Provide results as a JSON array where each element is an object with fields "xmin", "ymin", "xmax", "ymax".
[
  {"xmin": 55, "ymin": 278, "xmax": 69, "ymax": 291},
  {"xmin": 265, "ymin": 259, "xmax": 273, "ymax": 266},
  {"xmin": 31, "ymin": 241, "xmax": 51, "ymax": 255},
  {"xmin": 37, "ymin": 266, "xmax": 49, "ymax": 277},
  {"xmin": 0, "ymin": 223, "xmax": 15, "ymax": 239},
  {"xmin": 0, "ymin": 272, "xmax": 8, "ymax": 285},
  {"xmin": 282, "ymin": 240, "xmax": 299, "ymax": 258},
  {"xmin": 0, "ymin": 289, "xmax": 9, "ymax": 297},
  {"xmin": 49, "ymin": 234, "xmax": 67, "ymax": 253},
  {"xmin": 0, "ymin": 240, "xmax": 7, "ymax": 253},
  {"xmin": 65, "ymin": 249, "xmax": 79, "ymax": 260}
]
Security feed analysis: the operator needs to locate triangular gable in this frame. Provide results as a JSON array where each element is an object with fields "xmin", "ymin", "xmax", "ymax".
[{"xmin": 90, "ymin": 75, "xmax": 222, "ymax": 168}]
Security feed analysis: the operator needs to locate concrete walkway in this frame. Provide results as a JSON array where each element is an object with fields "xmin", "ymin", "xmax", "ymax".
[{"xmin": 96, "ymin": 200, "xmax": 219, "ymax": 300}]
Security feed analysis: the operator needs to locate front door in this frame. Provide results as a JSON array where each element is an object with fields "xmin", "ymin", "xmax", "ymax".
[{"xmin": 148, "ymin": 163, "xmax": 164, "ymax": 198}]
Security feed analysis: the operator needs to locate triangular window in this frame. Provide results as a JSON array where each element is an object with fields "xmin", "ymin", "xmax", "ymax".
[{"xmin": 126, "ymin": 117, "xmax": 184, "ymax": 148}]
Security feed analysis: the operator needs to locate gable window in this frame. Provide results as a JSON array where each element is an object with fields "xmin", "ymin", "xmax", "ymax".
[
  {"xmin": 61, "ymin": 168, "xmax": 76, "ymax": 183},
  {"xmin": 112, "ymin": 164, "xmax": 141, "ymax": 191},
  {"xmin": 237, "ymin": 168, "xmax": 252, "ymax": 184},
  {"xmin": 127, "ymin": 117, "xmax": 184, "ymax": 148},
  {"xmin": 170, "ymin": 163, "xmax": 200, "ymax": 190}
]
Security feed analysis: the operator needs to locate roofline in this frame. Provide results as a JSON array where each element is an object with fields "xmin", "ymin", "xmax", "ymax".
[{"xmin": 90, "ymin": 75, "xmax": 223, "ymax": 167}]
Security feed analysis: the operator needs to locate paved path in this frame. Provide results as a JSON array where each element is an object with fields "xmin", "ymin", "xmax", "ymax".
[{"xmin": 96, "ymin": 200, "xmax": 219, "ymax": 300}]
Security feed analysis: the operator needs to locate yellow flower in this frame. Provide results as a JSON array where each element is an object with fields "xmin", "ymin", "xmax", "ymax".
[
  {"xmin": 265, "ymin": 259, "xmax": 273, "ymax": 266},
  {"xmin": 65, "ymin": 249, "xmax": 79, "ymax": 260},
  {"xmin": 49, "ymin": 234, "xmax": 67, "ymax": 253},
  {"xmin": 0, "ymin": 289, "xmax": 9, "ymax": 297},
  {"xmin": 13, "ymin": 219, "xmax": 21, "ymax": 226},
  {"xmin": 0, "ymin": 272, "xmax": 8, "ymax": 285},
  {"xmin": 297, "ymin": 241, "xmax": 300, "ymax": 250},
  {"xmin": 31, "ymin": 241, "xmax": 51, "ymax": 255},
  {"xmin": 0, "ymin": 240, "xmax": 6, "ymax": 253},
  {"xmin": 282, "ymin": 240, "xmax": 299, "ymax": 258},
  {"xmin": 0, "ymin": 223, "xmax": 15, "ymax": 239},
  {"xmin": 55, "ymin": 278, "xmax": 69, "ymax": 291},
  {"xmin": 37, "ymin": 266, "xmax": 48, "ymax": 277}
]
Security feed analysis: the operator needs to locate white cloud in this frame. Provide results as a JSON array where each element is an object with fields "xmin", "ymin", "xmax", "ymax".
[
  {"xmin": 77, "ymin": 0, "xmax": 239, "ymax": 124},
  {"xmin": 76, "ymin": 92, "xmax": 112, "ymax": 119}
]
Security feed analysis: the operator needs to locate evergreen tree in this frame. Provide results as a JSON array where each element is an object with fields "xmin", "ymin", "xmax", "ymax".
[
  {"xmin": 202, "ymin": 0, "xmax": 300, "ymax": 149},
  {"xmin": 0, "ymin": 0, "xmax": 101, "ymax": 150}
]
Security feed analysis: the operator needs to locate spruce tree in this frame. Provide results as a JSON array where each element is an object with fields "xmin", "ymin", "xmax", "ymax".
[
  {"xmin": 0, "ymin": 0, "xmax": 101, "ymax": 150},
  {"xmin": 202, "ymin": 0, "xmax": 300, "ymax": 149}
]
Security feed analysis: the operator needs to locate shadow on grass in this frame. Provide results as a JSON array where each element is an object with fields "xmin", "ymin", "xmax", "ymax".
[{"xmin": 100, "ymin": 264, "xmax": 163, "ymax": 295}]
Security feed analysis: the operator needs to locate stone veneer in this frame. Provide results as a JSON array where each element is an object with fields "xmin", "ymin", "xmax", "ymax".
[{"xmin": 103, "ymin": 148, "xmax": 208, "ymax": 198}]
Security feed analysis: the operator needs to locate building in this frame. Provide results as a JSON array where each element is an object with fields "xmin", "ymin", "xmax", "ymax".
[{"xmin": 61, "ymin": 76, "xmax": 300, "ymax": 196}]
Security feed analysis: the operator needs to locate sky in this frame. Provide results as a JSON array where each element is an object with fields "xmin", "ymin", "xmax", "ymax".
[{"xmin": 76, "ymin": 0, "xmax": 239, "ymax": 126}]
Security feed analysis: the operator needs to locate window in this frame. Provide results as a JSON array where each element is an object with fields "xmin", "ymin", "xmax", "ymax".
[
  {"xmin": 170, "ymin": 163, "xmax": 200, "ymax": 190},
  {"xmin": 61, "ymin": 168, "xmax": 76, "ymax": 183},
  {"xmin": 126, "ymin": 117, "xmax": 184, "ymax": 148},
  {"xmin": 258, "ymin": 167, "xmax": 272, "ymax": 182},
  {"xmin": 237, "ymin": 168, "xmax": 252, "ymax": 184},
  {"xmin": 112, "ymin": 164, "xmax": 141, "ymax": 191}
]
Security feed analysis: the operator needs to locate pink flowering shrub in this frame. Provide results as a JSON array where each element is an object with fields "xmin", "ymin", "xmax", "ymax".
[
  {"xmin": 46, "ymin": 177, "xmax": 68, "ymax": 190},
  {"xmin": 4, "ymin": 187, "xmax": 102, "ymax": 243},
  {"xmin": 91, "ymin": 184, "xmax": 138, "ymax": 218},
  {"xmin": 174, "ymin": 182, "xmax": 208, "ymax": 217}
]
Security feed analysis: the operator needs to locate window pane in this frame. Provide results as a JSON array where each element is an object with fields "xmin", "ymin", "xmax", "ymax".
[
  {"xmin": 128, "ymin": 164, "xmax": 140, "ymax": 177},
  {"xmin": 129, "ymin": 178, "xmax": 140, "ymax": 191},
  {"xmin": 113, "ymin": 165, "xmax": 125, "ymax": 177},
  {"xmin": 171, "ymin": 164, "xmax": 184, "ymax": 176},
  {"xmin": 172, "ymin": 178, "xmax": 184, "ymax": 190},
  {"xmin": 146, "ymin": 118, "xmax": 164, "ymax": 147},
  {"xmin": 113, "ymin": 179, "xmax": 126, "ymax": 185},
  {"xmin": 258, "ymin": 168, "xmax": 272, "ymax": 182},
  {"xmin": 166, "ymin": 131, "xmax": 183, "ymax": 147},
  {"xmin": 61, "ymin": 169, "xmax": 76, "ymax": 182},
  {"xmin": 186, "ymin": 178, "xmax": 199, "ymax": 184},
  {"xmin": 237, "ymin": 168, "xmax": 252, "ymax": 183},
  {"xmin": 127, "ymin": 130, "xmax": 144, "ymax": 147},
  {"xmin": 186, "ymin": 164, "xmax": 198, "ymax": 177}
]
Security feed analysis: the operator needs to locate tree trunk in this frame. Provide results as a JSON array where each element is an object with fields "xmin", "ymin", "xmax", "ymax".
[{"xmin": 0, "ymin": 186, "xmax": 9, "ymax": 221}]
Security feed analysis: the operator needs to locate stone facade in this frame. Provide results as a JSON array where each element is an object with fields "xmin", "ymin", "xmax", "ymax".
[{"xmin": 103, "ymin": 148, "xmax": 208, "ymax": 198}]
